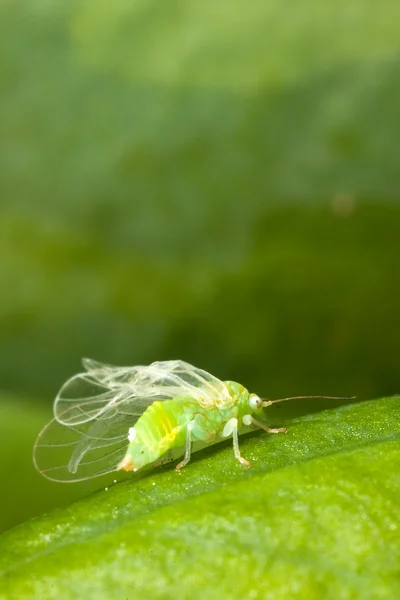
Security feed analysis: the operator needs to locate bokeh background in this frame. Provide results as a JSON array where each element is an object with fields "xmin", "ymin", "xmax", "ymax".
[{"xmin": 1, "ymin": 0, "xmax": 399, "ymax": 533}]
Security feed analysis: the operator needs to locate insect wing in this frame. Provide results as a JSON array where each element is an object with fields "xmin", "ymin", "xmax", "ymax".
[
  {"xmin": 54, "ymin": 359, "xmax": 230, "ymax": 427},
  {"xmin": 133, "ymin": 360, "xmax": 230, "ymax": 408},
  {"xmin": 81, "ymin": 358, "xmax": 144, "ymax": 387},
  {"xmin": 54, "ymin": 360, "xmax": 145, "ymax": 426},
  {"xmin": 34, "ymin": 394, "xmax": 157, "ymax": 482}
]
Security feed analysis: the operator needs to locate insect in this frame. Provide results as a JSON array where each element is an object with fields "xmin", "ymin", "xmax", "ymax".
[{"xmin": 33, "ymin": 359, "xmax": 351, "ymax": 482}]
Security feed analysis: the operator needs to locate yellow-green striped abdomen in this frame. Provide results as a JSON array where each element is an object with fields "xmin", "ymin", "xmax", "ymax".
[{"xmin": 117, "ymin": 398, "xmax": 196, "ymax": 472}]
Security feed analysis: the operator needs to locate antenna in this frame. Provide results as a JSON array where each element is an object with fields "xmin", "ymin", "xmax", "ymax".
[{"xmin": 262, "ymin": 395, "xmax": 356, "ymax": 407}]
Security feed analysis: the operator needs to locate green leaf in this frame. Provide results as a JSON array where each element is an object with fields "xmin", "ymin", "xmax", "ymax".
[{"xmin": 0, "ymin": 397, "xmax": 399, "ymax": 599}]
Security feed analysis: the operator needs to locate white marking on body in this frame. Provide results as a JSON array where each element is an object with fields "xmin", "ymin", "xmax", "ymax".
[
  {"xmin": 222, "ymin": 417, "xmax": 237, "ymax": 438},
  {"xmin": 242, "ymin": 414, "xmax": 252, "ymax": 426},
  {"xmin": 128, "ymin": 427, "xmax": 137, "ymax": 443}
]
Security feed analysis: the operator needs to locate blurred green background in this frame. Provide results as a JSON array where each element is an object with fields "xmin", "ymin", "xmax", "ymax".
[{"xmin": 1, "ymin": 0, "xmax": 399, "ymax": 533}]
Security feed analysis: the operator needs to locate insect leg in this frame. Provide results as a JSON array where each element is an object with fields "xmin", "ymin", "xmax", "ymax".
[
  {"xmin": 223, "ymin": 417, "xmax": 250, "ymax": 467},
  {"xmin": 249, "ymin": 415, "xmax": 287, "ymax": 434},
  {"xmin": 176, "ymin": 423, "xmax": 194, "ymax": 471}
]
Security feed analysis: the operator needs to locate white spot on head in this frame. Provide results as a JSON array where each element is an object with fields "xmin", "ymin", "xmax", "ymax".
[{"xmin": 128, "ymin": 427, "xmax": 137, "ymax": 443}]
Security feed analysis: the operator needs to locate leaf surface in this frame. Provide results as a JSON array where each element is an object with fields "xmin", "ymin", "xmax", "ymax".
[{"xmin": 1, "ymin": 397, "xmax": 399, "ymax": 599}]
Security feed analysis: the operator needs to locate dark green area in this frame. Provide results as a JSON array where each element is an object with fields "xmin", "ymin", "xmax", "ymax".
[
  {"xmin": 1, "ymin": 204, "xmax": 399, "ymax": 403},
  {"xmin": 1, "ymin": 397, "xmax": 399, "ymax": 599},
  {"xmin": 1, "ymin": 1, "xmax": 400, "ymax": 402}
]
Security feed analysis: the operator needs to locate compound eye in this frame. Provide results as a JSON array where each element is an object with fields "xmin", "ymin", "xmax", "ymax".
[{"xmin": 249, "ymin": 394, "xmax": 262, "ymax": 410}]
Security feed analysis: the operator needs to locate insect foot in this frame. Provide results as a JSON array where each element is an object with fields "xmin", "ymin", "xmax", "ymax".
[{"xmin": 268, "ymin": 427, "xmax": 287, "ymax": 434}]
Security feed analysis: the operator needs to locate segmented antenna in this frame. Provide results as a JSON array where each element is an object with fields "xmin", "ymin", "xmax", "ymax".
[{"xmin": 262, "ymin": 395, "xmax": 356, "ymax": 407}]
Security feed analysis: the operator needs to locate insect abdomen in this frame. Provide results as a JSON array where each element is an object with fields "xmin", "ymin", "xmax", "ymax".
[{"xmin": 118, "ymin": 399, "xmax": 190, "ymax": 472}]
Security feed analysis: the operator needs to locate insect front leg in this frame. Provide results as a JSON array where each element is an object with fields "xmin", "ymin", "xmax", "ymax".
[
  {"xmin": 244, "ymin": 414, "xmax": 287, "ymax": 434},
  {"xmin": 222, "ymin": 417, "xmax": 250, "ymax": 468}
]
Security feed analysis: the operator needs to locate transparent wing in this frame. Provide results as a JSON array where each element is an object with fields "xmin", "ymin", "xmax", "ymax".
[
  {"xmin": 34, "ymin": 395, "xmax": 158, "ymax": 482},
  {"xmin": 54, "ymin": 359, "xmax": 230, "ymax": 426},
  {"xmin": 128, "ymin": 360, "xmax": 230, "ymax": 408},
  {"xmin": 81, "ymin": 358, "xmax": 144, "ymax": 387},
  {"xmin": 54, "ymin": 360, "xmax": 143, "ymax": 425},
  {"xmin": 81, "ymin": 358, "xmax": 229, "ymax": 403}
]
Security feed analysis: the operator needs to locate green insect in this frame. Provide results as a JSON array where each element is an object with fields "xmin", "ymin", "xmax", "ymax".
[{"xmin": 34, "ymin": 359, "xmax": 348, "ymax": 481}]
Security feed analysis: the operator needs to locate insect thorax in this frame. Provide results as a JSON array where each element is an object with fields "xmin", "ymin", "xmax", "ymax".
[{"xmin": 224, "ymin": 381, "xmax": 250, "ymax": 407}]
